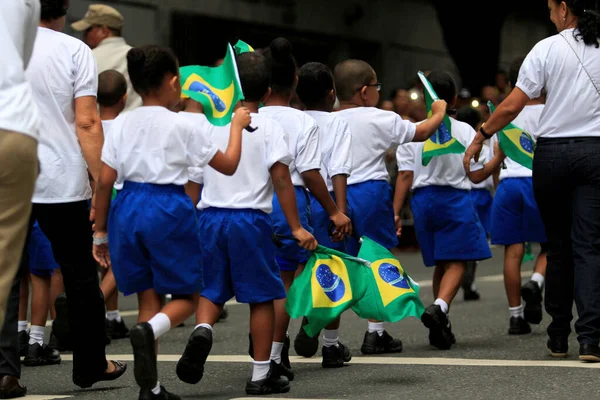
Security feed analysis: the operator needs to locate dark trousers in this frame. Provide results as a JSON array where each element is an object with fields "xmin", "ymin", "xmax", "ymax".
[
  {"xmin": 533, "ymin": 137, "xmax": 600, "ymax": 345},
  {"xmin": 0, "ymin": 253, "xmax": 26, "ymax": 378}
]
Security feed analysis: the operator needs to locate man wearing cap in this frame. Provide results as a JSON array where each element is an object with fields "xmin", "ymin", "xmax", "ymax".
[{"xmin": 72, "ymin": 4, "xmax": 142, "ymax": 112}]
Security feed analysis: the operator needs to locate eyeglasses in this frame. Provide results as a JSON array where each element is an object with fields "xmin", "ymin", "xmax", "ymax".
[{"xmin": 357, "ymin": 82, "xmax": 382, "ymax": 92}]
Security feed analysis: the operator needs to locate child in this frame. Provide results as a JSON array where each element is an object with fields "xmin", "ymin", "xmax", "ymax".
[
  {"xmin": 393, "ymin": 70, "xmax": 492, "ymax": 350},
  {"xmin": 258, "ymin": 38, "xmax": 351, "ymax": 368},
  {"xmin": 176, "ymin": 51, "xmax": 317, "ymax": 395},
  {"xmin": 333, "ymin": 59, "xmax": 446, "ymax": 354},
  {"xmin": 92, "ymin": 44, "xmax": 251, "ymax": 400},
  {"xmin": 97, "ymin": 69, "xmax": 129, "ymax": 340}
]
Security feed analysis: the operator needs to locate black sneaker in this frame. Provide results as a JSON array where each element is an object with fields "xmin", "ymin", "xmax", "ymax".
[
  {"xmin": 217, "ymin": 305, "xmax": 229, "ymax": 322},
  {"xmin": 294, "ymin": 317, "xmax": 319, "ymax": 358},
  {"xmin": 463, "ymin": 287, "xmax": 481, "ymax": 301},
  {"xmin": 23, "ymin": 343, "xmax": 61, "ymax": 367},
  {"xmin": 360, "ymin": 330, "xmax": 403, "ymax": 354},
  {"xmin": 107, "ymin": 318, "xmax": 130, "ymax": 340},
  {"xmin": 130, "ymin": 323, "xmax": 158, "ymax": 390},
  {"xmin": 176, "ymin": 326, "xmax": 212, "ymax": 384},
  {"xmin": 579, "ymin": 344, "xmax": 600, "ymax": 363},
  {"xmin": 52, "ymin": 294, "xmax": 71, "ymax": 347},
  {"xmin": 139, "ymin": 385, "xmax": 181, "ymax": 400},
  {"xmin": 272, "ymin": 360, "xmax": 294, "ymax": 381},
  {"xmin": 19, "ymin": 331, "xmax": 29, "ymax": 357},
  {"xmin": 521, "ymin": 281, "xmax": 543, "ymax": 324},
  {"xmin": 322, "ymin": 342, "xmax": 352, "ymax": 368},
  {"xmin": 245, "ymin": 360, "xmax": 291, "ymax": 395},
  {"xmin": 547, "ymin": 336, "xmax": 569, "ymax": 358},
  {"xmin": 421, "ymin": 304, "xmax": 455, "ymax": 350},
  {"xmin": 508, "ymin": 316, "xmax": 531, "ymax": 335}
]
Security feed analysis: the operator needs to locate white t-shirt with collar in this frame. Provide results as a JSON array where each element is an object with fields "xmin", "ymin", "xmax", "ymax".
[
  {"xmin": 101, "ymin": 118, "xmax": 124, "ymax": 190},
  {"xmin": 27, "ymin": 27, "xmax": 98, "ymax": 203},
  {"xmin": 259, "ymin": 106, "xmax": 322, "ymax": 187},
  {"xmin": 197, "ymin": 113, "xmax": 293, "ymax": 214},
  {"xmin": 517, "ymin": 28, "xmax": 600, "ymax": 139},
  {"xmin": 335, "ymin": 107, "xmax": 417, "ymax": 185},
  {"xmin": 304, "ymin": 110, "xmax": 353, "ymax": 192},
  {"xmin": 101, "ymin": 107, "xmax": 218, "ymax": 186}
]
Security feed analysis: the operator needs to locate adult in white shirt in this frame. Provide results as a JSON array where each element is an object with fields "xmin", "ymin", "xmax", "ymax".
[
  {"xmin": 23, "ymin": 0, "xmax": 126, "ymax": 388},
  {"xmin": 464, "ymin": 0, "xmax": 600, "ymax": 362},
  {"xmin": 71, "ymin": 4, "xmax": 142, "ymax": 112},
  {"xmin": 0, "ymin": 1, "xmax": 40, "ymax": 396}
]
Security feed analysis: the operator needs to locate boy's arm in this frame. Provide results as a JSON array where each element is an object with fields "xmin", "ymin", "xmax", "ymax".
[
  {"xmin": 467, "ymin": 152, "xmax": 506, "ymax": 184},
  {"xmin": 185, "ymin": 182, "xmax": 202, "ymax": 206},
  {"xmin": 412, "ymin": 100, "xmax": 447, "ymax": 142},
  {"xmin": 393, "ymin": 171, "xmax": 414, "ymax": 237},
  {"xmin": 331, "ymin": 174, "xmax": 348, "ymax": 215},
  {"xmin": 92, "ymin": 163, "xmax": 117, "ymax": 268}
]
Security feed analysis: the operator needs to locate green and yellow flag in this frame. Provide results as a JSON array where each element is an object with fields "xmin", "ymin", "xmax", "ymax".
[
  {"xmin": 233, "ymin": 39, "xmax": 254, "ymax": 55},
  {"xmin": 418, "ymin": 71, "xmax": 465, "ymax": 166},
  {"xmin": 286, "ymin": 246, "xmax": 368, "ymax": 337},
  {"xmin": 352, "ymin": 237, "xmax": 425, "ymax": 322},
  {"xmin": 180, "ymin": 44, "xmax": 244, "ymax": 126},
  {"xmin": 488, "ymin": 101, "xmax": 534, "ymax": 170}
]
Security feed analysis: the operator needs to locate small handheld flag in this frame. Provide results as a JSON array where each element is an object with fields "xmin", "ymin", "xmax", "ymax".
[
  {"xmin": 418, "ymin": 71, "xmax": 465, "ymax": 166},
  {"xmin": 233, "ymin": 39, "xmax": 255, "ymax": 55},
  {"xmin": 487, "ymin": 101, "xmax": 534, "ymax": 170}
]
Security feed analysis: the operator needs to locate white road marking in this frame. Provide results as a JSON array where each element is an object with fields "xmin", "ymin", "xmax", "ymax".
[{"xmin": 21, "ymin": 396, "xmax": 72, "ymax": 399}]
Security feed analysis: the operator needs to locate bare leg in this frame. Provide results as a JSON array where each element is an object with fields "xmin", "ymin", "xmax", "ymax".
[
  {"xmin": 504, "ymin": 244, "xmax": 525, "ymax": 307},
  {"xmin": 30, "ymin": 274, "xmax": 51, "ymax": 327},
  {"xmin": 433, "ymin": 265, "xmax": 445, "ymax": 299},
  {"xmin": 251, "ymin": 302, "xmax": 275, "ymax": 361},
  {"xmin": 436, "ymin": 261, "xmax": 466, "ymax": 306},
  {"xmin": 49, "ymin": 269, "xmax": 64, "ymax": 319},
  {"xmin": 273, "ymin": 269, "xmax": 296, "ymax": 342},
  {"xmin": 19, "ymin": 274, "xmax": 29, "ymax": 322},
  {"xmin": 534, "ymin": 251, "xmax": 547, "ymax": 276}
]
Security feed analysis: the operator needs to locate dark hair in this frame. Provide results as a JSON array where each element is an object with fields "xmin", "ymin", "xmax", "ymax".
[
  {"xmin": 236, "ymin": 52, "xmax": 270, "ymax": 102},
  {"xmin": 556, "ymin": 0, "xmax": 600, "ymax": 47},
  {"xmin": 97, "ymin": 70, "xmax": 127, "ymax": 107},
  {"xmin": 426, "ymin": 70, "xmax": 457, "ymax": 105},
  {"xmin": 41, "ymin": 0, "xmax": 69, "ymax": 21},
  {"xmin": 263, "ymin": 37, "xmax": 297, "ymax": 94},
  {"xmin": 333, "ymin": 59, "xmax": 376, "ymax": 101},
  {"xmin": 456, "ymin": 106, "xmax": 483, "ymax": 130},
  {"xmin": 296, "ymin": 62, "xmax": 334, "ymax": 109},
  {"xmin": 126, "ymin": 45, "xmax": 178, "ymax": 96},
  {"xmin": 508, "ymin": 56, "xmax": 526, "ymax": 87}
]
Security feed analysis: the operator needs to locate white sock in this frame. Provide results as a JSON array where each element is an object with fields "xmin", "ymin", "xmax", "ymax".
[
  {"xmin": 151, "ymin": 381, "xmax": 161, "ymax": 395},
  {"xmin": 270, "ymin": 342, "xmax": 284, "ymax": 364},
  {"xmin": 531, "ymin": 272, "xmax": 545, "ymax": 289},
  {"xmin": 29, "ymin": 325, "xmax": 45, "ymax": 346},
  {"xmin": 106, "ymin": 310, "xmax": 122, "ymax": 322},
  {"xmin": 195, "ymin": 323, "xmax": 213, "ymax": 331},
  {"xmin": 148, "ymin": 313, "xmax": 171, "ymax": 339},
  {"xmin": 434, "ymin": 298, "xmax": 449, "ymax": 314},
  {"xmin": 323, "ymin": 329, "xmax": 339, "ymax": 347},
  {"xmin": 509, "ymin": 304, "xmax": 525, "ymax": 319},
  {"xmin": 367, "ymin": 321, "xmax": 385, "ymax": 336},
  {"xmin": 252, "ymin": 360, "xmax": 271, "ymax": 381},
  {"xmin": 18, "ymin": 321, "xmax": 28, "ymax": 332}
]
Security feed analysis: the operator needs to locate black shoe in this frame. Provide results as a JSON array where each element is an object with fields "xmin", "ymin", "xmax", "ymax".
[
  {"xmin": 508, "ymin": 316, "xmax": 531, "ymax": 335},
  {"xmin": 107, "ymin": 319, "xmax": 130, "ymax": 340},
  {"xmin": 463, "ymin": 287, "xmax": 481, "ymax": 301},
  {"xmin": 73, "ymin": 360, "xmax": 127, "ymax": 389},
  {"xmin": 360, "ymin": 330, "xmax": 403, "ymax": 354},
  {"xmin": 23, "ymin": 343, "xmax": 61, "ymax": 367},
  {"xmin": 579, "ymin": 344, "xmax": 600, "ymax": 362},
  {"xmin": 322, "ymin": 342, "xmax": 352, "ymax": 368},
  {"xmin": 176, "ymin": 326, "xmax": 212, "ymax": 384},
  {"xmin": 521, "ymin": 281, "xmax": 543, "ymax": 324},
  {"xmin": 52, "ymin": 294, "xmax": 71, "ymax": 347},
  {"xmin": 547, "ymin": 336, "xmax": 569, "ymax": 358},
  {"xmin": 421, "ymin": 304, "xmax": 455, "ymax": 350},
  {"xmin": 0, "ymin": 376, "xmax": 27, "ymax": 399},
  {"xmin": 294, "ymin": 317, "xmax": 319, "ymax": 358},
  {"xmin": 281, "ymin": 334, "xmax": 291, "ymax": 370},
  {"xmin": 217, "ymin": 305, "xmax": 229, "ymax": 322},
  {"xmin": 18, "ymin": 331, "xmax": 29, "ymax": 357},
  {"xmin": 272, "ymin": 360, "xmax": 294, "ymax": 381},
  {"xmin": 139, "ymin": 385, "xmax": 181, "ymax": 400},
  {"xmin": 245, "ymin": 361, "xmax": 291, "ymax": 395},
  {"xmin": 48, "ymin": 330, "xmax": 72, "ymax": 352},
  {"xmin": 130, "ymin": 323, "xmax": 158, "ymax": 390}
]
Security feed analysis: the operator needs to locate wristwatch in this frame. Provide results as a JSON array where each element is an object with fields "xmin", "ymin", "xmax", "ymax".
[{"xmin": 479, "ymin": 123, "xmax": 493, "ymax": 140}]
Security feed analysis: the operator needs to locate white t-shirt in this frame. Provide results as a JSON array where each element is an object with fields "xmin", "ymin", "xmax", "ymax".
[
  {"xmin": 180, "ymin": 112, "xmax": 213, "ymax": 186},
  {"xmin": 304, "ymin": 110, "xmax": 353, "ymax": 192},
  {"xmin": 396, "ymin": 118, "xmax": 483, "ymax": 191},
  {"xmin": 259, "ymin": 106, "xmax": 321, "ymax": 186},
  {"xmin": 335, "ymin": 107, "xmax": 417, "ymax": 185},
  {"xmin": 0, "ymin": 0, "xmax": 40, "ymax": 139},
  {"xmin": 198, "ymin": 113, "xmax": 293, "ymax": 214},
  {"xmin": 517, "ymin": 28, "xmax": 600, "ymax": 139},
  {"xmin": 101, "ymin": 119, "xmax": 124, "ymax": 190},
  {"xmin": 27, "ymin": 27, "xmax": 98, "ymax": 203},
  {"xmin": 101, "ymin": 107, "xmax": 218, "ymax": 186}
]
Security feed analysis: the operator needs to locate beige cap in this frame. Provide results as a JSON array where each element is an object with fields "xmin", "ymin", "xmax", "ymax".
[{"xmin": 71, "ymin": 4, "xmax": 124, "ymax": 31}]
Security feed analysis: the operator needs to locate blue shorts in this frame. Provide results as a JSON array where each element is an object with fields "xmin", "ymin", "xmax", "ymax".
[
  {"xmin": 411, "ymin": 186, "xmax": 492, "ymax": 267},
  {"xmin": 28, "ymin": 222, "xmax": 59, "ymax": 277},
  {"xmin": 346, "ymin": 180, "xmax": 397, "ymax": 256},
  {"xmin": 109, "ymin": 182, "xmax": 203, "ymax": 296},
  {"xmin": 199, "ymin": 208, "xmax": 286, "ymax": 304},
  {"xmin": 491, "ymin": 177, "xmax": 547, "ymax": 245},
  {"xmin": 470, "ymin": 189, "xmax": 493, "ymax": 236},
  {"xmin": 309, "ymin": 193, "xmax": 353, "ymax": 252},
  {"xmin": 271, "ymin": 186, "xmax": 313, "ymax": 271}
]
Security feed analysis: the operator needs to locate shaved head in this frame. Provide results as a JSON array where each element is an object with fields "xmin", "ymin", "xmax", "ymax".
[
  {"xmin": 98, "ymin": 69, "xmax": 127, "ymax": 107},
  {"xmin": 334, "ymin": 59, "xmax": 376, "ymax": 101}
]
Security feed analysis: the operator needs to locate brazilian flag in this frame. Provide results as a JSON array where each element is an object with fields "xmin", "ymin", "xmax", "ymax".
[
  {"xmin": 180, "ymin": 44, "xmax": 244, "ymax": 126},
  {"xmin": 233, "ymin": 39, "xmax": 254, "ymax": 55},
  {"xmin": 352, "ymin": 237, "xmax": 425, "ymax": 322},
  {"xmin": 286, "ymin": 246, "xmax": 368, "ymax": 337},
  {"xmin": 488, "ymin": 102, "xmax": 535, "ymax": 170},
  {"xmin": 418, "ymin": 71, "xmax": 465, "ymax": 166}
]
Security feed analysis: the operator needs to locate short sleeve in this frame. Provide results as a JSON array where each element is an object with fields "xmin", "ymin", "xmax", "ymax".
[
  {"xmin": 187, "ymin": 123, "xmax": 219, "ymax": 168},
  {"xmin": 295, "ymin": 121, "xmax": 322, "ymax": 173},
  {"xmin": 73, "ymin": 43, "xmax": 98, "ymax": 99},
  {"xmin": 266, "ymin": 122, "xmax": 293, "ymax": 169},
  {"xmin": 100, "ymin": 118, "xmax": 118, "ymax": 169},
  {"xmin": 396, "ymin": 143, "xmax": 416, "ymax": 171},
  {"xmin": 392, "ymin": 114, "xmax": 417, "ymax": 145},
  {"xmin": 188, "ymin": 167, "xmax": 204, "ymax": 184},
  {"xmin": 516, "ymin": 41, "xmax": 547, "ymax": 99},
  {"xmin": 329, "ymin": 118, "xmax": 352, "ymax": 177}
]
